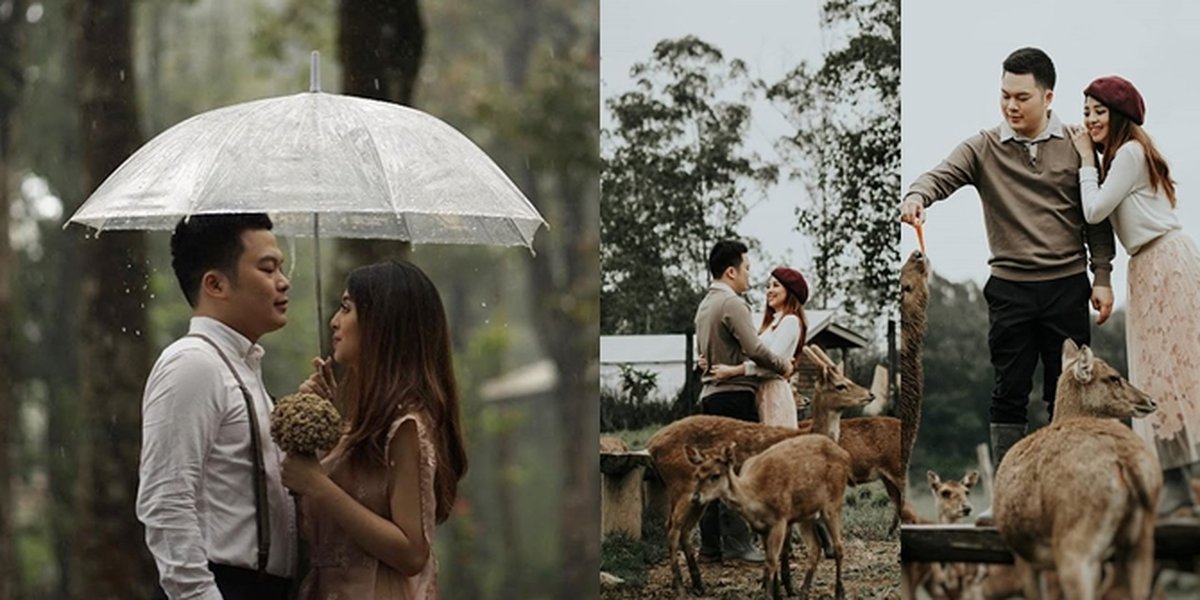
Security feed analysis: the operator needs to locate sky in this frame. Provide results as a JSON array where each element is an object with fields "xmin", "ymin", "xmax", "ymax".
[
  {"xmin": 600, "ymin": 0, "xmax": 830, "ymax": 293},
  {"xmin": 902, "ymin": 0, "xmax": 1200, "ymax": 311}
]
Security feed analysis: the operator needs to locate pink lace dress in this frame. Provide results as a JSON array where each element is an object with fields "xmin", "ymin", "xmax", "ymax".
[
  {"xmin": 1127, "ymin": 231, "xmax": 1200, "ymax": 470},
  {"xmin": 298, "ymin": 413, "xmax": 439, "ymax": 600}
]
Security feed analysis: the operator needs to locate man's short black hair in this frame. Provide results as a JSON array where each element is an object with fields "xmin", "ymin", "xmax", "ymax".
[
  {"xmin": 170, "ymin": 213, "xmax": 274, "ymax": 307},
  {"xmin": 1002, "ymin": 47, "xmax": 1056, "ymax": 90},
  {"xmin": 708, "ymin": 240, "xmax": 748, "ymax": 280}
]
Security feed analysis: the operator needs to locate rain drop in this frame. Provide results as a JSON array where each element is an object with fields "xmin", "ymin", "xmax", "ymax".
[
  {"xmin": 480, "ymin": 302, "xmax": 487, "ymax": 308},
  {"xmin": 373, "ymin": 78, "xmax": 380, "ymax": 91},
  {"xmin": 149, "ymin": 293, "xmax": 156, "ymax": 299},
  {"xmin": 121, "ymin": 326, "xmax": 127, "ymax": 333},
  {"xmin": 135, "ymin": 330, "xmax": 142, "ymax": 337},
  {"xmin": 119, "ymin": 69, "xmax": 126, "ymax": 81}
]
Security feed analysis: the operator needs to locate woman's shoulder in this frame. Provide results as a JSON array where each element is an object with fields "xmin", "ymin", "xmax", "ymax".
[
  {"xmin": 1115, "ymin": 139, "xmax": 1147, "ymax": 159},
  {"xmin": 777, "ymin": 313, "xmax": 801, "ymax": 328}
]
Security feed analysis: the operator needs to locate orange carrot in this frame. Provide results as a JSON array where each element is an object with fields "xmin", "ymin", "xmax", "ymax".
[{"xmin": 914, "ymin": 222, "xmax": 926, "ymax": 254}]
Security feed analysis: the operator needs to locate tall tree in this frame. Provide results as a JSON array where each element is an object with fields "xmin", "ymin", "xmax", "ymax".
[
  {"xmin": 0, "ymin": 1, "xmax": 27, "ymax": 597},
  {"xmin": 601, "ymin": 36, "xmax": 777, "ymax": 334},
  {"xmin": 335, "ymin": 0, "xmax": 424, "ymax": 270},
  {"xmin": 70, "ymin": 0, "xmax": 155, "ymax": 596},
  {"xmin": 767, "ymin": 0, "xmax": 900, "ymax": 328},
  {"xmin": 483, "ymin": 1, "xmax": 600, "ymax": 595}
]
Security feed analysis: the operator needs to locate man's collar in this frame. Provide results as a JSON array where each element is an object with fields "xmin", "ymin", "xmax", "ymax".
[
  {"xmin": 710, "ymin": 281, "xmax": 736, "ymax": 295},
  {"xmin": 999, "ymin": 111, "xmax": 1065, "ymax": 143},
  {"xmin": 189, "ymin": 316, "xmax": 265, "ymax": 363}
]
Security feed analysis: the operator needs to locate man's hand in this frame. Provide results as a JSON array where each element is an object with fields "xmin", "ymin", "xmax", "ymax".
[
  {"xmin": 1092, "ymin": 286, "xmax": 1114, "ymax": 325},
  {"xmin": 899, "ymin": 197, "xmax": 925, "ymax": 225}
]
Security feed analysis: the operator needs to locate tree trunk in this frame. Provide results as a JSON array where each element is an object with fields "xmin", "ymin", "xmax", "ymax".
[
  {"xmin": 0, "ymin": 1, "xmax": 26, "ymax": 597},
  {"xmin": 499, "ymin": 2, "xmax": 601, "ymax": 595},
  {"xmin": 70, "ymin": 0, "xmax": 155, "ymax": 597},
  {"xmin": 335, "ymin": 0, "xmax": 424, "ymax": 271}
]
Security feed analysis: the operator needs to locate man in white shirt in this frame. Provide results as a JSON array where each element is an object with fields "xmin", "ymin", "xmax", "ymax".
[{"xmin": 137, "ymin": 213, "xmax": 296, "ymax": 599}]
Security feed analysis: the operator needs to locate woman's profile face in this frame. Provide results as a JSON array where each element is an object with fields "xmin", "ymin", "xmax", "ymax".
[
  {"xmin": 765, "ymin": 276, "xmax": 788, "ymax": 312},
  {"xmin": 330, "ymin": 290, "xmax": 362, "ymax": 366},
  {"xmin": 1083, "ymin": 95, "xmax": 1110, "ymax": 146}
]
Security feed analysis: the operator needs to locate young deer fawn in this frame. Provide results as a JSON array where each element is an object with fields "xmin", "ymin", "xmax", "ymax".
[
  {"xmin": 647, "ymin": 344, "xmax": 875, "ymax": 597},
  {"xmin": 687, "ymin": 435, "xmax": 853, "ymax": 600},
  {"xmin": 994, "ymin": 340, "xmax": 1161, "ymax": 600},
  {"xmin": 901, "ymin": 470, "xmax": 982, "ymax": 600}
]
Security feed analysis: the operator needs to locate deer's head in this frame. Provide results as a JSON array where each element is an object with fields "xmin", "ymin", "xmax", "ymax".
[
  {"xmin": 802, "ymin": 344, "xmax": 873, "ymax": 412},
  {"xmin": 928, "ymin": 469, "xmax": 979, "ymax": 523},
  {"xmin": 1060, "ymin": 339, "xmax": 1156, "ymax": 420},
  {"xmin": 686, "ymin": 442, "xmax": 737, "ymax": 506}
]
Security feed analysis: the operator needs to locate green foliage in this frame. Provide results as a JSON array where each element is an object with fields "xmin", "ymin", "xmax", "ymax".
[
  {"xmin": 617, "ymin": 365, "xmax": 658, "ymax": 403},
  {"xmin": 765, "ymin": 0, "xmax": 899, "ymax": 329},
  {"xmin": 601, "ymin": 36, "xmax": 776, "ymax": 335}
]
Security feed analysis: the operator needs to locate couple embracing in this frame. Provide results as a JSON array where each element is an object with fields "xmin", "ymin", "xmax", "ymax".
[
  {"xmin": 692, "ymin": 239, "xmax": 814, "ymax": 562},
  {"xmin": 136, "ymin": 214, "xmax": 466, "ymax": 599},
  {"xmin": 900, "ymin": 47, "xmax": 1200, "ymax": 520}
]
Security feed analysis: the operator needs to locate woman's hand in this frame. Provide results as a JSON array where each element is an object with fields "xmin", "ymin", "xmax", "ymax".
[
  {"xmin": 281, "ymin": 453, "xmax": 328, "ymax": 497},
  {"xmin": 712, "ymin": 363, "xmax": 742, "ymax": 381},
  {"xmin": 298, "ymin": 356, "xmax": 338, "ymax": 400},
  {"xmin": 1070, "ymin": 125, "xmax": 1096, "ymax": 166}
]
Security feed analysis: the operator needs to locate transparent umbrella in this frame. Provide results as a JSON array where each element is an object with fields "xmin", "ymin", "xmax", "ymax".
[{"xmin": 66, "ymin": 52, "xmax": 546, "ymax": 350}]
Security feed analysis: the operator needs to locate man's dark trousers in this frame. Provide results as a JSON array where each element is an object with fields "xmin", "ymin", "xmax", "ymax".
[
  {"xmin": 985, "ymin": 272, "xmax": 1091, "ymax": 425},
  {"xmin": 698, "ymin": 390, "xmax": 759, "ymax": 555}
]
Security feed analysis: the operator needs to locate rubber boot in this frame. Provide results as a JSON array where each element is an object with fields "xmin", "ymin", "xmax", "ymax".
[{"xmin": 975, "ymin": 423, "xmax": 1027, "ymax": 526}]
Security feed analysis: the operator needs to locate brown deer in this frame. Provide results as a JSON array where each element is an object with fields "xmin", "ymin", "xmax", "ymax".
[
  {"xmin": 647, "ymin": 344, "xmax": 879, "ymax": 597},
  {"xmin": 901, "ymin": 470, "xmax": 982, "ymax": 599},
  {"xmin": 900, "ymin": 249, "xmax": 931, "ymax": 502},
  {"xmin": 994, "ymin": 340, "xmax": 1161, "ymax": 600},
  {"xmin": 687, "ymin": 435, "xmax": 852, "ymax": 600}
]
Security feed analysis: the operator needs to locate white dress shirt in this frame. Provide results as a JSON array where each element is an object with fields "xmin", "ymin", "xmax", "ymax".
[
  {"xmin": 1079, "ymin": 140, "xmax": 1181, "ymax": 255},
  {"xmin": 137, "ymin": 316, "xmax": 296, "ymax": 599}
]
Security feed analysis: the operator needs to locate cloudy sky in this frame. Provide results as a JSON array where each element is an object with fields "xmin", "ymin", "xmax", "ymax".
[
  {"xmin": 902, "ymin": 0, "xmax": 1200, "ymax": 311},
  {"xmin": 600, "ymin": 0, "xmax": 829, "ymax": 288}
]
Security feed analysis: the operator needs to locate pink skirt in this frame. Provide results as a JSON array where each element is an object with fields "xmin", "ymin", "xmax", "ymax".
[
  {"xmin": 757, "ymin": 378, "xmax": 798, "ymax": 429},
  {"xmin": 1127, "ymin": 230, "xmax": 1200, "ymax": 469}
]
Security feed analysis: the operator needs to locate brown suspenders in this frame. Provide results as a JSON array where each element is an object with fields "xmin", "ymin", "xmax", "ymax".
[{"xmin": 186, "ymin": 333, "xmax": 271, "ymax": 575}]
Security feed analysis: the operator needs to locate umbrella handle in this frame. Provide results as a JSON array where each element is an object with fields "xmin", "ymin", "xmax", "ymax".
[{"xmin": 314, "ymin": 212, "xmax": 327, "ymax": 358}]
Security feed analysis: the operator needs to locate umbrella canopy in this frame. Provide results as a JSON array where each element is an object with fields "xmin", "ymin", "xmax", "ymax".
[{"xmin": 67, "ymin": 62, "xmax": 545, "ymax": 248}]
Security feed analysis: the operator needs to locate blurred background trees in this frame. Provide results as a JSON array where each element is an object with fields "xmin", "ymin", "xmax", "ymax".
[{"xmin": 0, "ymin": 1, "xmax": 597, "ymax": 598}]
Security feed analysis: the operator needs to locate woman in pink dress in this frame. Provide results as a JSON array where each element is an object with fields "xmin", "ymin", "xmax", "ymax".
[
  {"xmin": 282, "ymin": 260, "xmax": 468, "ymax": 598},
  {"xmin": 1070, "ymin": 75, "xmax": 1200, "ymax": 518},
  {"xmin": 710, "ymin": 267, "xmax": 810, "ymax": 428}
]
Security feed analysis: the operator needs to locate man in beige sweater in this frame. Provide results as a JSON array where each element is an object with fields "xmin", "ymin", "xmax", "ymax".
[
  {"xmin": 899, "ymin": 48, "xmax": 1116, "ymax": 523},
  {"xmin": 694, "ymin": 240, "xmax": 793, "ymax": 561}
]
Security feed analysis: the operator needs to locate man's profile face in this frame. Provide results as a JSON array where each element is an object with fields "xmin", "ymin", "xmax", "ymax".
[
  {"xmin": 1000, "ymin": 71, "xmax": 1053, "ymax": 138},
  {"xmin": 223, "ymin": 229, "xmax": 290, "ymax": 338},
  {"xmin": 731, "ymin": 254, "xmax": 752, "ymax": 294}
]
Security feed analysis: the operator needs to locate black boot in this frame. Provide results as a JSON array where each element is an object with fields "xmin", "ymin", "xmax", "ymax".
[
  {"xmin": 976, "ymin": 423, "xmax": 1026, "ymax": 526},
  {"xmin": 720, "ymin": 505, "xmax": 764, "ymax": 563}
]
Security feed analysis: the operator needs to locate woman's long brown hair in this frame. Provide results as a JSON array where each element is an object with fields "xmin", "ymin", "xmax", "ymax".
[
  {"xmin": 758, "ymin": 282, "xmax": 808, "ymax": 361},
  {"xmin": 339, "ymin": 261, "xmax": 468, "ymax": 524},
  {"xmin": 1097, "ymin": 108, "xmax": 1177, "ymax": 207}
]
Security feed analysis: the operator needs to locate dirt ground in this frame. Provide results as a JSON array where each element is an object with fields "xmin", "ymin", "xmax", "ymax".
[{"xmin": 603, "ymin": 538, "xmax": 901, "ymax": 599}]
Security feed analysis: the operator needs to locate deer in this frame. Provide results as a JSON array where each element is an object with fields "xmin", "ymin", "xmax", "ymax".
[
  {"xmin": 901, "ymin": 470, "xmax": 983, "ymax": 600},
  {"xmin": 686, "ymin": 431, "xmax": 853, "ymax": 599},
  {"xmin": 993, "ymin": 339, "xmax": 1161, "ymax": 600},
  {"xmin": 900, "ymin": 249, "xmax": 932, "ymax": 505},
  {"xmin": 647, "ymin": 344, "xmax": 883, "ymax": 597}
]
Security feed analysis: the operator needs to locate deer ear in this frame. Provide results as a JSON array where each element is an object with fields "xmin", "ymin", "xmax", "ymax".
[
  {"xmin": 835, "ymin": 361, "xmax": 845, "ymax": 376},
  {"xmin": 927, "ymin": 470, "xmax": 941, "ymax": 489},
  {"xmin": 1071, "ymin": 345, "xmax": 1095, "ymax": 383},
  {"xmin": 685, "ymin": 445, "xmax": 704, "ymax": 466},
  {"xmin": 963, "ymin": 471, "xmax": 979, "ymax": 488},
  {"xmin": 1062, "ymin": 338, "xmax": 1081, "ymax": 362}
]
